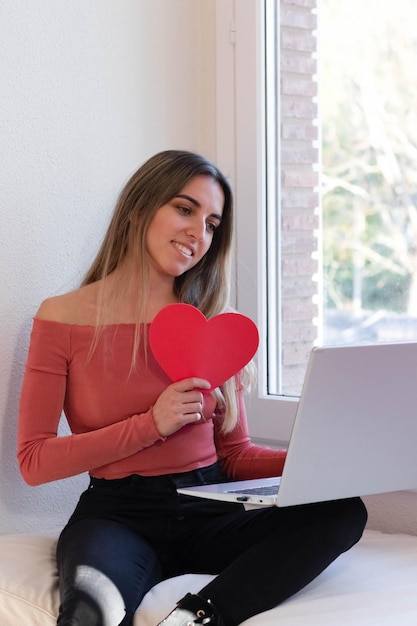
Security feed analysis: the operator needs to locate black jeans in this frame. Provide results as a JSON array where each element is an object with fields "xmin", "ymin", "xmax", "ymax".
[{"xmin": 56, "ymin": 463, "xmax": 367, "ymax": 626}]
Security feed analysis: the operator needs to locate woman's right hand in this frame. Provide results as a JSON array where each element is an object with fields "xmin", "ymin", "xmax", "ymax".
[{"xmin": 152, "ymin": 378, "xmax": 211, "ymax": 438}]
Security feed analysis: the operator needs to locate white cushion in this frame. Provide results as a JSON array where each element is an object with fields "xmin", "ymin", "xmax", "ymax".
[
  {"xmin": 0, "ymin": 533, "xmax": 213, "ymax": 626},
  {"xmin": 0, "ymin": 534, "xmax": 58, "ymax": 626},
  {"xmin": 1, "ymin": 530, "xmax": 417, "ymax": 625}
]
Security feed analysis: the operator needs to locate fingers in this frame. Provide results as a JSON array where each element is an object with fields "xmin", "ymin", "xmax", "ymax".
[
  {"xmin": 185, "ymin": 399, "xmax": 203, "ymax": 421},
  {"xmin": 152, "ymin": 378, "xmax": 211, "ymax": 437},
  {"xmin": 172, "ymin": 377, "xmax": 211, "ymax": 392},
  {"xmin": 173, "ymin": 379, "xmax": 210, "ymax": 423}
]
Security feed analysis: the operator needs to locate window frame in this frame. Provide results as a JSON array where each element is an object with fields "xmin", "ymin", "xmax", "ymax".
[{"xmin": 215, "ymin": 0, "xmax": 298, "ymax": 445}]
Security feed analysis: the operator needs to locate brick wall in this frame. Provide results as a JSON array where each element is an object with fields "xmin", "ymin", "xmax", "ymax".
[{"xmin": 280, "ymin": 0, "xmax": 319, "ymax": 394}]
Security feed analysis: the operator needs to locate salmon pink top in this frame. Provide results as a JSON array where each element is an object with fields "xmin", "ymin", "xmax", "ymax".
[{"xmin": 18, "ymin": 318, "xmax": 286, "ymax": 486}]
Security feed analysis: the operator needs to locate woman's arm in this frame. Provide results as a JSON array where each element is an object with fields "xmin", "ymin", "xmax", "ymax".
[
  {"xmin": 17, "ymin": 320, "xmax": 163, "ymax": 486},
  {"xmin": 18, "ymin": 373, "xmax": 163, "ymax": 486},
  {"xmin": 18, "ymin": 313, "xmax": 213, "ymax": 486},
  {"xmin": 214, "ymin": 386, "xmax": 287, "ymax": 480}
]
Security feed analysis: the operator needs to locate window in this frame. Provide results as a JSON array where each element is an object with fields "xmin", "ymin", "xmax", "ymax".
[
  {"xmin": 216, "ymin": 0, "xmax": 299, "ymax": 445},
  {"xmin": 321, "ymin": 0, "xmax": 417, "ymax": 349},
  {"xmin": 215, "ymin": 0, "xmax": 417, "ymax": 445}
]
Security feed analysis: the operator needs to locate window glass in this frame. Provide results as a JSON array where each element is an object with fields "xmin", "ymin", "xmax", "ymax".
[
  {"xmin": 266, "ymin": 0, "xmax": 417, "ymax": 398},
  {"xmin": 321, "ymin": 0, "xmax": 417, "ymax": 349}
]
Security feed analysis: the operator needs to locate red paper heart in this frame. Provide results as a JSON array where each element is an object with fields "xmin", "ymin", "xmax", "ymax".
[{"xmin": 149, "ymin": 303, "xmax": 259, "ymax": 391}]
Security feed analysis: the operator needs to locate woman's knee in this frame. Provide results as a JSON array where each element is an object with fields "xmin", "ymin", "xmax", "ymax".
[
  {"xmin": 321, "ymin": 496, "xmax": 368, "ymax": 553},
  {"xmin": 57, "ymin": 518, "xmax": 162, "ymax": 625},
  {"xmin": 343, "ymin": 496, "xmax": 368, "ymax": 545}
]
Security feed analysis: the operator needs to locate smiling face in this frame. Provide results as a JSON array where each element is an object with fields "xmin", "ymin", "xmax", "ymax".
[{"xmin": 145, "ymin": 175, "xmax": 224, "ymax": 283}]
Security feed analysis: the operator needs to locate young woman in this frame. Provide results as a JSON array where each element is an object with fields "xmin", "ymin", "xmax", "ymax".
[{"xmin": 18, "ymin": 150, "xmax": 367, "ymax": 626}]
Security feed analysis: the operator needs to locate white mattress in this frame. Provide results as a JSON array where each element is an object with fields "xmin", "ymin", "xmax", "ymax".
[{"xmin": 0, "ymin": 530, "xmax": 417, "ymax": 626}]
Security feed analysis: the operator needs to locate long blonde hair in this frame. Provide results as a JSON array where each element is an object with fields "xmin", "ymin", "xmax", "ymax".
[{"xmin": 82, "ymin": 150, "xmax": 253, "ymax": 432}]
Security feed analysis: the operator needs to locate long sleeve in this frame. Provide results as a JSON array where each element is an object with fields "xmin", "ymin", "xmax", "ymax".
[
  {"xmin": 214, "ymin": 387, "xmax": 287, "ymax": 480},
  {"xmin": 17, "ymin": 321, "xmax": 164, "ymax": 485},
  {"xmin": 17, "ymin": 318, "xmax": 220, "ymax": 486},
  {"xmin": 18, "ymin": 397, "xmax": 163, "ymax": 486}
]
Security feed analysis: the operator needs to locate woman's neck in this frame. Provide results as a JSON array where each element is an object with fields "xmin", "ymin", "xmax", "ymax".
[{"xmin": 94, "ymin": 268, "xmax": 178, "ymax": 324}]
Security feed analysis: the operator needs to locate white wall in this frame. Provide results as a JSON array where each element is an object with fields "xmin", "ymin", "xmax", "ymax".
[{"xmin": 0, "ymin": 0, "xmax": 217, "ymax": 534}]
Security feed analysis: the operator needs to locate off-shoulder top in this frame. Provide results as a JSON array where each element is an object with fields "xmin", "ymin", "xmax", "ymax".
[{"xmin": 17, "ymin": 318, "xmax": 286, "ymax": 486}]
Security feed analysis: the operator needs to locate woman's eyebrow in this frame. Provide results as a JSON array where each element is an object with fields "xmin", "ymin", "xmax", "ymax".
[{"xmin": 175, "ymin": 194, "xmax": 223, "ymax": 222}]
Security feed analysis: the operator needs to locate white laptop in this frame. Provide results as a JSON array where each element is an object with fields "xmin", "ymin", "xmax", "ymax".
[{"xmin": 178, "ymin": 342, "xmax": 417, "ymax": 507}]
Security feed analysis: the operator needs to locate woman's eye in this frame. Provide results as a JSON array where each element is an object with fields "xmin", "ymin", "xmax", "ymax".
[
  {"xmin": 178, "ymin": 205, "xmax": 192, "ymax": 215},
  {"xmin": 207, "ymin": 222, "xmax": 217, "ymax": 233}
]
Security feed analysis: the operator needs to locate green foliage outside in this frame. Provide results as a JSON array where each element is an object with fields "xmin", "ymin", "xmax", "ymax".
[{"xmin": 321, "ymin": 0, "xmax": 417, "ymax": 318}]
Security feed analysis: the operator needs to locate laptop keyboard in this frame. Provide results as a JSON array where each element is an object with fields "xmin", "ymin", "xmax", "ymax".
[{"xmin": 226, "ymin": 484, "xmax": 279, "ymax": 496}]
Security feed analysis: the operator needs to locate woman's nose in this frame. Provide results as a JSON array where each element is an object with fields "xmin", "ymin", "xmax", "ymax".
[{"xmin": 186, "ymin": 218, "xmax": 206, "ymax": 241}]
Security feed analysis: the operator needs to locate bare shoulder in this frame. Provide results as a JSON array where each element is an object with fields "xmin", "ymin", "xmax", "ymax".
[
  {"xmin": 36, "ymin": 286, "xmax": 96, "ymax": 324},
  {"xmin": 35, "ymin": 292, "xmax": 78, "ymax": 323}
]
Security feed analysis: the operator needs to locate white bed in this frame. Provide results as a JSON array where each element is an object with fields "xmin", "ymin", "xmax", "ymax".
[{"xmin": 1, "ymin": 529, "xmax": 417, "ymax": 626}]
